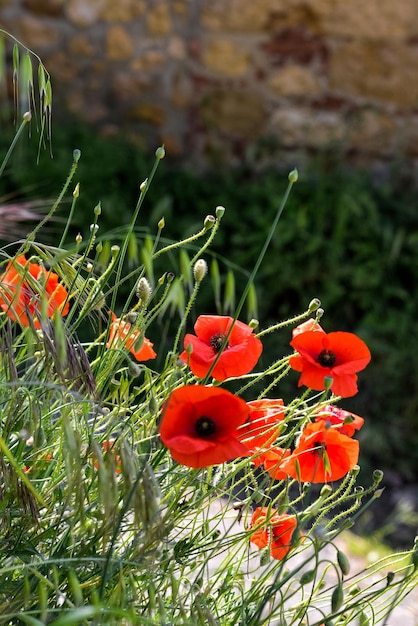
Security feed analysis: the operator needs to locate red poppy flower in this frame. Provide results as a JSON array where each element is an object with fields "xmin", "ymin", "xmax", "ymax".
[
  {"xmin": 159, "ymin": 385, "xmax": 250, "ymax": 468},
  {"xmin": 249, "ymin": 507, "xmax": 298, "ymax": 560},
  {"xmin": 261, "ymin": 447, "xmax": 292, "ymax": 480},
  {"xmin": 0, "ymin": 255, "xmax": 69, "ymax": 328},
  {"xmin": 238, "ymin": 399, "xmax": 285, "ymax": 453},
  {"xmin": 314, "ymin": 405, "xmax": 364, "ymax": 437},
  {"xmin": 289, "ymin": 330, "xmax": 371, "ymax": 397},
  {"xmin": 106, "ymin": 313, "xmax": 156, "ymax": 361},
  {"xmin": 179, "ymin": 315, "xmax": 263, "ymax": 381},
  {"xmin": 279, "ymin": 421, "xmax": 359, "ymax": 483}
]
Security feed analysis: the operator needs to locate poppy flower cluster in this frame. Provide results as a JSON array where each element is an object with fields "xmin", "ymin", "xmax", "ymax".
[
  {"xmin": 249, "ymin": 507, "xmax": 298, "ymax": 561},
  {"xmin": 106, "ymin": 313, "xmax": 156, "ymax": 362},
  {"xmin": 0, "ymin": 254, "xmax": 69, "ymax": 328},
  {"xmin": 289, "ymin": 323, "xmax": 371, "ymax": 398},
  {"xmin": 159, "ymin": 385, "xmax": 250, "ymax": 468},
  {"xmin": 180, "ymin": 315, "xmax": 262, "ymax": 381}
]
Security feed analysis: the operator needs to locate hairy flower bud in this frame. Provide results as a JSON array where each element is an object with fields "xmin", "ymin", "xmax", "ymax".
[
  {"xmin": 136, "ymin": 277, "xmax": 152, "ymax": 304},
  {"xmin": 193, "ymin": 259, "xmax": 208, "ymax": 283}
]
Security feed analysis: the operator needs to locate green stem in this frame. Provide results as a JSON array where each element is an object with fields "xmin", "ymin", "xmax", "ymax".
[
  {"xmin": 0, "ymin": 115, "xmax": 30, "ymax": 178},
  {"xmin": 202, "ymin": 171, "xmax": 297, "ymax": 384}
]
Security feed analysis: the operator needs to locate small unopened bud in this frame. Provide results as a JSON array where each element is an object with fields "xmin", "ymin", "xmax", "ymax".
[
  {"xmin": 75, "ymin": 233, "xmax": 82, "ymax": 244},
  {"xmin": 158, "ymin": 217, "xmax": 165, "ymax": 230},
  {"xmin": 126, "ymin": 312, "xmax": 138, "ymax": 324},
  {"xmin": 185, "ymin": 342, "xmax": 193, "ymax": 356},
  {"xmin": 23, "ymin": 111, "xmax": 32, "ymax": 122},
  {"xmin": 73, "ymin": 183, "xmax": 80, "ymax": 198},
  {"xmin": 158, "ymin": 273, "xmax": 167, "ymax": 285},
  {"xmin": 111, "ymin": 245, "xmax": 120, "ymax": 257},
  {"xmin": 94, "ymin": 203, "xmax": 101, "ymax": 216},
  {"xmin": 215, "ymin": 206, "xmax": 225, "ymax": 219},
  {"xmin": 193, "ymin": 259, "xmax": 208, "ymax": 283},
  {"xmin": 288, "ymin": 168, "xmax": 298, "ymax": 183},
  {"xmin": 136, "ymin": 277, "xmax": 152, "ymax": 304},
  {"xmin": 73, "ymin": 148, "xmax": 81, "ymax": 162},
  {"xmin": 248, "ymin": 319, "xmax": 259, "ymax": 329},
  {"xmin": 140, "ymin": 178, "xmax": 148, "ymax": 192},
  {"xmin": 149, "ymin": 396, "xmax": 158, "ymax": 416},
  {"xmin": 204, "ymin": 215, "xmax": 216, "ymax": 230},
  {"xmin": 90, "ymin": 224, "xmax": 99, "ymax": 233},
  {"xmin": 308, "ymin": 298, "xmax": 321, "ymax": 312},
  {"xmin": 96, "ymin": 242, "xmax": 103, "ymax": 254},
  {"xmin": 337, "ymin": 550, "xmax": 350, "ymax": 576},
  {"xmin": 331, "ymin": 583, "xmax": 344, "ymax": 613},
  {"xmin": 128, "ymin": 361, "xmax": 142, "ymax": 378},
  {"xmin": 155, "ymin": 145, "xmax": 165, "ymax": 160}
]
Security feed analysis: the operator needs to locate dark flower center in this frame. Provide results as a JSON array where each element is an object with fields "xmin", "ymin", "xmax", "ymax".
[
  {"xmin": 312, "ymin": 440, "xmax": 326, "ymax": 457},
  {"xmin": 317, "ymin": 349, "xmax": 336, "ymax": 368},
  {"xmin": 195, "ymin": 416, "xmax": 217, "ymax": 437},
  {"xmin": 210, "ymin": 333, "xmax": 228, "ymax": 353}
]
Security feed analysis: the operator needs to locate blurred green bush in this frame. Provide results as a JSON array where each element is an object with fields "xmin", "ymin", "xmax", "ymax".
[{"xmin": 1, "ymin": 123, "xmax": 417, "ymax": 481}]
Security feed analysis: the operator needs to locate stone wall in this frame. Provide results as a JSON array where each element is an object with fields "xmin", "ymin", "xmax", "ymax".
[{"xmin": 1, "ymin": 0, "xmax": 418, "ymax": 170}]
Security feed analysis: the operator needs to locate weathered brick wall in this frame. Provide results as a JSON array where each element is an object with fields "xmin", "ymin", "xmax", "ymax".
[{"xmin": 1, "ymin": 0, "xmax": 418, "ymax": 169}]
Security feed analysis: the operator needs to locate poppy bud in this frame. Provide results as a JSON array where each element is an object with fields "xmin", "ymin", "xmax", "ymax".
[
  {"xmin": 136, "ymin": 277, "xmax": 152, "ymax": 304},
  {"xmin": 155, "ymin": 145, "xmax": 165, "ymax": 160},
  {"xmin": 94, "ymin": 203, "xmax": 101, "ymax": 216},
  {"xmin": 299, "ymin": 569, "xmax": 316, "ymax": 585},
  {"xmin": 73, "ymin": 183, "xmax": 80, "ymax": 198},
  {"xmin": 158, "ymin": 217, "xmax": 165, "ymax": 230},
  {"xmin": 149, "ymin": 396, "xmax": 158, "ymax": 416},
  {"xmin": 73, "ymin": 148, "xmax": 81, "ymax": 162},
  {"xmin": 193, "ymin": 259, "xmax": 208, "ymax": 283},
  {"xmin": 331, "ymin": 583, "xmax": 344, "ymax": 613},
  {"xmin": 337, "ymin": 549, "xmax": 350, "ymax": 576},
  {"xmin": 215, "ymin": 206, "xmax": 225, "ymax": 219},
  {"xmin": 248, "ymin": 319, "xmax": 259, "ymax": 329},
  {"xmin": 128, "ymin": 361, "xmax": 142, "ymax": 378},
  {"xmin": 23, "ymin": 110, "xmax": 32, "ymax": 122},
  {"xmin": 288, "ymin": 168, "xmax": 298, "ymax": 183},
  {"xmin": 111, "ymin": 245, "xmax": 120, "ymax": 258},
  {"xmin": 140, "ymin": 178, "xmax": 148, "ymax": 192}
]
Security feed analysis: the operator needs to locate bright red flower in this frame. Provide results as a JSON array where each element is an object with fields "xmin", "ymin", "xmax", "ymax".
[
  {"xmin": 159, "ymin": 385, "xmax": 250, "ymax": 468},
  {"xmin": 279, "ymin": 421, "xmax": 359, "ymax": 483},
  {"xmin": 261, "ymin": 447, "xmax": 292, "ymax": 480},
  {"xmin": 107, "ymin": 313, "xmax": 156, "ymax": 361},
  {"xmin": 289, "ymin": 330, "xmax": 371, "ymax": 397},
  {"xmin": 180, "ymin": 315, "xmax": 263, "ymax": 381},
  {"xmin": 0, "ymin": 255, "xmax": 69, "ymax": 328},
  {"xmin": 314, "ymin": 405, "xmax": 364, "ymax": 437},
  {"xmin": 238, "ymin": 399, "xmax": 285, "ymax": 453},
  {"xmin": 249, "ymin": 507, "xmax": 298, "ymax": 560}
]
